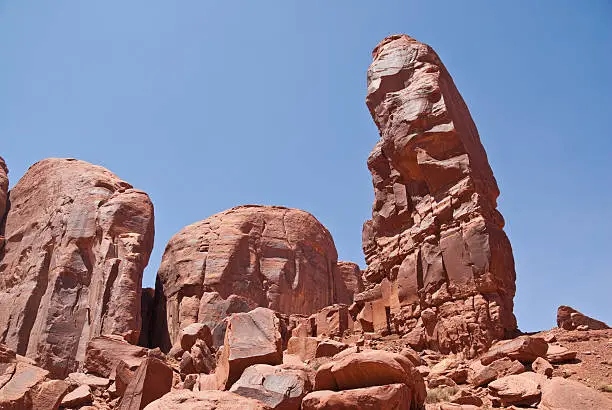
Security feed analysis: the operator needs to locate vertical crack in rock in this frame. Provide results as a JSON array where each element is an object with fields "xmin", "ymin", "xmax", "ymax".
[{"xmin": 358, "ymin": 34, "xmax": 518, "ymax": 357}]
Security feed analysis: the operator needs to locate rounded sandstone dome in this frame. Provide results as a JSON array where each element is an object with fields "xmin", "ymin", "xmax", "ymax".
[{"xmin": 154, "ymin": 205, "xmax": 339, "ymax": 350}]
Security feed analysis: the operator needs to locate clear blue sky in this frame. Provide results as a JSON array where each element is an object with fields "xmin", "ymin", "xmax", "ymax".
[{"xmin": 1, "ymin": 1, "xmax": 610, "ymax": 332}]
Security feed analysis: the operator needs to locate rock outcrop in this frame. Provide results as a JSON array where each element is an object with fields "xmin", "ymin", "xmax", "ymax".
[
  {"xmin": 0, "ymin": 157, "xmax": 7, "ymax": 224},
  {"xmin": 358, "ymin": 34, "xmax": 517, "ymax": 356},
  {"xmin": 0, "ymin": 158, "xmax": 154, "ymax": 378},
  {"xmin": 556, "ymin": 305, "xmax": 609, "ymax": 331},
  {"xmin": 152, "ymin": 205, "xmax": 344, "ymax": 351}
]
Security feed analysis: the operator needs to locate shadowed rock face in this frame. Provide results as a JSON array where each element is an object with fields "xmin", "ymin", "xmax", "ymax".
[
  {"xmin": 0, "ymin": 158, "xmax": 154, "ymax": 378},
  {"xmin": 359, "ymin": 35, "xmax": 517, "ymax": 356},
  {"xmin": 152, "ymin": 205, "xmax": 343, "ymax": 351}
]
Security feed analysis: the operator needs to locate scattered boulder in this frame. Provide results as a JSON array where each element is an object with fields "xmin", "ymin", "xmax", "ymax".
[
  {"xmin": 480, "ymin": 335, "xmax": 547, "ymax": 364},
  {"xmin": 532, "ymin": 357, "xmax": 553, "ymax": 377},
  {"xmin": 359, "ymin": 34, "xmax": 517, "ymax": 356},
  {"xmin": 152, "ymin": 205, "xmax": 340, "ymax": 352},
  {"xmin": 179, "ymin": 323, "xmax": 213, "ymax": 352},
  {"xmin": 0, "ymin": 158, "xmax": 154, "ymax": 378},
  {"xmin": 229, "ymin": 364, "xmax": 312, "ymax": 409},
  {"xmin": 487, "ymin": 374, "xmax": 541, "ymax": 407},
  {"xmin": 31, "ymin": 379, "xmax": 69, "ymax": 410},
  {"xmin": 84, "ymin": 335, "xmax": 148, "ymax": 378},
  {"xmin": 67, "ymin": 372, "xmax": 110, "ymax": 388},
  {"xmin": 557, "ymin": 305, "xmax": 609, "ymax": 331},
  {"xmin": 315, "ymin": 339, "xmax": 348, "ymax": 358},
  {"xmin": 118, "ymin": 357, "xmax": 173, "ymax": 410},
  {"xmin": 216, "ymin": 308, "xmax": 283, "ymax": 389},
  {"xmin": 546, "ymin": 345, "xmax": 577, "ymax": 364},
  {"xmin": 468, "ymin": 357, "xmax": 524, "ymax": 387},
  {"xmin": 302, "ymin": 383, "xmax": 412, "ymax": 410},
  {"xmin": 312, "ymin": 350, "xmax": 425, "ymax": 408},
  {"xmin": 0, "ymin": 360, "xmax": 49, "ymax": 409},
  {"xmin": 143, "ymin": 390, "xmax": 271, "ymax": 410},
  {"xmin": 286, "ymin": 337, "xmax": 318, "ymax": 362},
  {"xmin": 60, "ymin": 384, "xmax": 93, "ymax": 408}
]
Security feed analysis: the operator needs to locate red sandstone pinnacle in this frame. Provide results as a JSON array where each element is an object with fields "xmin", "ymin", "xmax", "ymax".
[
  {"xmin": 151, "ymin": 205, "xmax": 360, "ymax": 351},
  {"xmin": 0, "ymin": 158, "xmax": 154, "ymax": 378},
  {"xmin": 359, "ymin": 34, "xmax": 517, "ymax": 357}
]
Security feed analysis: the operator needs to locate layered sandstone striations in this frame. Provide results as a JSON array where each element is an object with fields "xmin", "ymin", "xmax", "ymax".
[
  {"xmin": 0, "ymin": 158, "xmax": 154, "ymax": 378},
  {"xmin": 152, "ymin": 205, "xmax": 357, "ymax": 351},
  {"xmin": 359, "ymin": 34, "xmax": 517, "ymax": 356}
]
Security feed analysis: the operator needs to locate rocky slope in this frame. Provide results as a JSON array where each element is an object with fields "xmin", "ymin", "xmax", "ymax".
[{"xmin": 357, "ymin": 34, "xmax": 517, "ymax": 358}]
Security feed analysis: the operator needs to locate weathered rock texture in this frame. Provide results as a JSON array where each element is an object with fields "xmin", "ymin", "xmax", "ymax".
[
  {"xmin": 0, "ymin": 158, "xmax": 154, "ymax": 378},
  {"xmin": 152, "ymin": 205, "xmax": 346, "ymax": 351},
  {"xmin": 556, "ymin": 305, "xmax": 609, "ymax": 331},
  {"xmin": 358, "ymin": 34, "xmax": 517, "ymax": 357},
  {"xmin": 0, "ymin": 157, "xmax": 8, "ymax": 224}
]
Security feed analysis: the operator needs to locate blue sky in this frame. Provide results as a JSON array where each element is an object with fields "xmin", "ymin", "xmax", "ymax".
[{"xmin": 1, "ymin": 1, "xmax": 610, "ymax": 332}]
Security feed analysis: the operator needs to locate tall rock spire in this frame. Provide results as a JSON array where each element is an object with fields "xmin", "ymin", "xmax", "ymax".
[{"xmin": 358, "ymin": 35, "xmax": 517, "ymax": 356}]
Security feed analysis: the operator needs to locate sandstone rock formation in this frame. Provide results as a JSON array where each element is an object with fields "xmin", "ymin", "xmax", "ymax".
[
  {"xmin": 0, "ymin": 157, "xmax": 7, "ymax": 224},
  {"xmin": 358, "ymin": 34, "xmax": 517, "ymax": 356},
  {"xmin": 151, "ymin": 205, "xmax": 348, "ymax": 351},
  {"xmin": 0, "ymin": 158, "xmax": 154, "ymax": 378},
  {"xmin": 556, "ymin": 305, "xmax": 609, "ymax": 331}
]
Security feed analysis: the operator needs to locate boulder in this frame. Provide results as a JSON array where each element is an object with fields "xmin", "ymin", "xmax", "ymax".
[
  {"xmin": 143, "ymin": 390, "xmax": 271, "ymax": 410},
  {"xmin": 286, "ymin": 337, "xmax": 318, "ymax": 362},
  {"xmin": 480, "ymin": 336, "xmax": 548, "ymax": 364},
  {"xmin": 216, "ymin": 308, "xmax": 283, "ymax": 389},
  {"xmin": 229, "ymin": 364, "xmax": 311, "ymax": 409},
  {"xmin": 67, "ymin": 372, "xmax": 110, "ymax": 388},
  {"xmin": 0, "ymin": 360, "xmax": 49, "ymax": 409},
  {"xmin": 60, "ymin": 384, "xmax": 93, "ymax": 408},
  {"xmin": 32, "ymin": 379, "xmax": 69, "ymax": 410},
  {"xmin": 487, "ymin": 374, "xmax": 541, "ymax": 407},
  {"xmin": 400, "ymin": 347, "xmax": 424, "ymax": 367},
  {"xmin": 84, "ymin": 335, "xmax": 148, "ymax": 378},
  {"xmin": 557, "ymin": 305, "xmax": 609, "ymax": 331},
  {"xmin": 468, "ymin": 357, "xmax": 524, "ymax": 387},
  {"xmin": 179, "ymin": 323, "xmax": 213, "ymax": 351},
  {"xmin": 539, "ymin": 377, "xmax": 612, "ymax": 409},
  {"xmin": 359, "ymin": 34, "xmax": 517, "ymax": 356},
  {"xmin": 315, "ymin": 339, "xmax": 348, "ymax": 358},
  {"xmin": 532, "ymin": 357, "xmax": 553, "ymax": 377},
  {"xmin": 0, "ymin": 158, "xmax": 154, "ymax": 378},
  {"xmin": 152, "ymin": 205, "xmax": 340, "ymax": 352},
  {"xmin": 302, "ymin": 383, "xmax": 412, "ymax": 410},
  {"xmin": 545, "ymin": 345, "xmax": 577, "ymax": 364},
  {"xmin": 118, "ymin": 357, "xmax": 173, "ymax": 410},
  {"xmin": 312, "ymin": 350, "xmax": 425, "ymax": 408}
]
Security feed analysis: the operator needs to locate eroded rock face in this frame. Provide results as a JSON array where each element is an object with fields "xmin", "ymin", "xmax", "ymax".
[
  {"xmin": 0, "ymin": 158, "xmax": 154, "ymax": 378},
  {"xmin": 359, "ymin": 34, "xmax": 517, "ymax": 356},
  {"xmin": 0, "ymin": 157, "xmax": 7, "ymax": 223},
  {"xmin": 557, "ymin": 305, "xmax": 609, "ymax": 331},
  {"xmin": 152, "ymin": 205, "xmax": 339, "ymax": 351}
]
